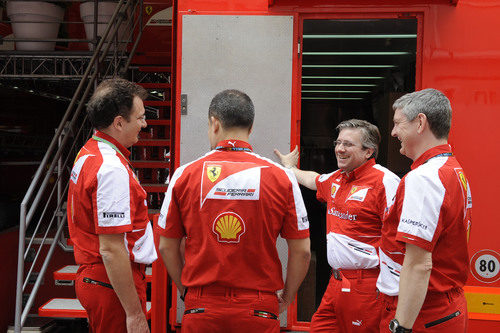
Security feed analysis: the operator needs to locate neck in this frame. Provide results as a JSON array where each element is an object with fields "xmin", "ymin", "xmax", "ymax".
[
  {"xmin": 412, "ymin": 136, "xmax": 448, "ymax": 161},
  {"xmin": 219, "ymin": 128, "xmax": 250, "ymax": 143},
  {"xmin": 99, "ymin": 127, "xmax": 128, "ymax": 148}
]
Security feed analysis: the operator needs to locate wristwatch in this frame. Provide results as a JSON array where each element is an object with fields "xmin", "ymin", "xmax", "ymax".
[{"xmin": 389, "ymin": 319, "xmax": 412, "ymax": 333}]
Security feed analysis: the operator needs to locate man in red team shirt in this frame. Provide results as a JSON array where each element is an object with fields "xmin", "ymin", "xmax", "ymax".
[
  {"xmin": 378, "ymin": 88, "xmax": 472, "ymax": 333},
  {"xmin": 68, "ymin": 79, "xmax": 157, "ymax": 333},
  {"xmin": 275, "ymin": 119, "xmax": 400, "ymax": 332},
  {"xmin": 157, "ymin": 89, "xmax": 311, "ymax": 332}
]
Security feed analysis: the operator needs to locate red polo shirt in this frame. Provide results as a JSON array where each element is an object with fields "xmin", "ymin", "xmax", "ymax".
[
  {"xmin": 378, "ymin": 145, "xmax": 472, "ymax": 296},
  {"xmin": 157, "ymin": 140, "xmax": 310, "ymax": 292},
  {"xmin": 67, "ymin": 131, "xmax": 157, "ymax": 265}
]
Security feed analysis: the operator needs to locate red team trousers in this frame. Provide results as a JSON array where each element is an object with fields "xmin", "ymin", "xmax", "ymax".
[
  {"xmin": 380, "ymin": 288, "xmax": 468, "ymax": 332},
  {"xmin": 181, "ymin": 284, "xmax": 280, "ymax": 333},
  {"xmin": 310, "ymin": 268, "xmax": 382, "ymax": 333},
  {"xmin": 75, "ymin": 262, "xmax": 147, "ymax": 333}
]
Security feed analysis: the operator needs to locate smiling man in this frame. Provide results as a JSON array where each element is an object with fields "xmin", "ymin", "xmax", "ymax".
[
  {"xmin": 378, "ymin": 89, "xmax": 472, "ymax": 333},
  {"xmin": 67, "ymin": 79, "xmax": 157, "ymax": 333},
  {"xmin": 275, "ymin": 119, "xmax": 400, "ymax": 332}
]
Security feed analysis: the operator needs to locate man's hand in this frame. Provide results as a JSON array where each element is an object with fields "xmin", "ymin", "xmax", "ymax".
[
  {"xmin": 277, "ymin": 290, "xmax": 292, "ymax": 314},
  {"xmin": 99, "ymin": 234, "xmax": 149, "ymax": 333},
  {"xmin": 274, "ymin": 146, "xmax": 318, "ymax": 190},
  {"xmin": 126, "ymin": 312, "xmax": 150, "ymax": 333},
  {"xmin": 274, "ymin": 146, "xmax": 299, "ymax": 169}
]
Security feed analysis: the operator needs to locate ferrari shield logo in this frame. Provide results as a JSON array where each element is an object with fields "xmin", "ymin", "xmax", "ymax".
[
  {"xmin": 331, "ymin": 183, "xmax": 340, "ymax": 199},
  {"xmin": 145, "ymin": 5, "xmax": 153, "ymax": 15},
  {"xmin": 207, "ymin": 165, "xmax": 221, "ymax": 182}
]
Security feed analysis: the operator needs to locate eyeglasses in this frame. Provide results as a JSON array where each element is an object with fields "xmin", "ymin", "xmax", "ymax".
[{"xmin": 333, "ymin": 140, "xmax": 358, "ymax": 148}]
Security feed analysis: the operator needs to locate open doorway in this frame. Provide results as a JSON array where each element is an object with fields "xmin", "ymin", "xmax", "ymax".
[{"xmin": 296, "ymin": 18, "xmax": 418, "ymax": 322}]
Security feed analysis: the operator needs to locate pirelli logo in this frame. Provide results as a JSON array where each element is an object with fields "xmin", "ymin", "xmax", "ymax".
[{"xmin": 102, "ymin": 212, "xmax": 125, "ymax": 218}]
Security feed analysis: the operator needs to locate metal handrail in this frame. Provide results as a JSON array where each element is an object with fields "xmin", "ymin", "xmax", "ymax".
[{"xmin": 14, "ymin": 1, "xmax": 144, "ymax": 331}]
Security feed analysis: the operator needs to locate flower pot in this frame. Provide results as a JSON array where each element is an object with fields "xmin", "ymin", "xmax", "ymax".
[
  {"xmin": 80, "ymin": 1, "xmax": 128, "ymax": 51},
  {"xmin": 7, "ymin": 1, "xmax": 64, "ymax": 51}
]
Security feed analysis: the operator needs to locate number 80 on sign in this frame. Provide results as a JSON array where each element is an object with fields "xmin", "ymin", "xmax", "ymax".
[{"xmin": 470, "ymin": 249, "xmax": 500, "ymax": 284}]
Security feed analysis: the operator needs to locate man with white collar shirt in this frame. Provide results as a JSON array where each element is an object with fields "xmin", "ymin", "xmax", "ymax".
[
  {"xmin": 275, "ymin": 119, "xmax": 400, "ymax": 332},
  {"xmin": 378, "ymin": 88, "xmax": 472, "ymax": 333}
]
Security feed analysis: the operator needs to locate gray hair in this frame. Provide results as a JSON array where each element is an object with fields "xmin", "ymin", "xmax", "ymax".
[
  {"xmin": 336, "ymin": 119, "xmax": 380, "ymax": 159},
  {"xmin": 393, "ymin": 88, "xmax": 452, "ymax": 139},
  {"xmin": 208, "ymin": 89, "xmax": 254, "ymax": 130}
]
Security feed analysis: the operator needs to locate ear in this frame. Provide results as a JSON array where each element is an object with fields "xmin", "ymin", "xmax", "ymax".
[
  {"xmin": 209, "ymin": 116, "xmax": 221, "ymax": 133},
  {"xmin": 112, "ymin": 115, "xmax": 124, "ymax": 132},
  {"xmin": 416, "ymin": 113, "xmax": 427, "ymax": 134},
  {"xmin": 365, "ymin": 147, "xmax": 375, "ymax": 159}
]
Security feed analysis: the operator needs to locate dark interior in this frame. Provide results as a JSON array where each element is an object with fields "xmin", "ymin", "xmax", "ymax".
[{"xmin": 297, "ymin": 18, "xmax": 417, "ymax": 321}]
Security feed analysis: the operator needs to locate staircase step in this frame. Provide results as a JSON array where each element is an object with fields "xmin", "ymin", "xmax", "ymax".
[
  {"xmin": 139, "ymin": 66, "xmax": 171, "ymax": 72},
  {"xmin": 132, "ymin": 160, "xmax": 170, "ymax": 168},
  {"xmin": 142, "ymin": 183, "xmax": 169, "ymax": 192},
  {"xmin": 135, "ymin": 139, "xmax": 170, "ymax": 147},
  {"xmin": 53, "ymin": 265, "xmax": 153, "ymax": 282},
  {"xmin": 53, "ymin": 265, "xmax": 79, "ymax": 280},
  {"xmin": 137, "ymin": 82, "xmax": 172, "ymax": 89},
  {"xmin": 144, "ymin": 100, "xmax": 171, "ymax": 107},
  {"xmin": 39, "ymin": 299, "xmax": 151, "ymax": 319},
  {"xmin": 146, "ymin": 119, "xmax": 170, "ymax": 126}
]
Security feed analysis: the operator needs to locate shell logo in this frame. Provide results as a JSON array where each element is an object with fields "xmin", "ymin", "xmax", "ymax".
[{"xmin": 212, "ymin": 212, "xmax": 246, "ymax": 243}]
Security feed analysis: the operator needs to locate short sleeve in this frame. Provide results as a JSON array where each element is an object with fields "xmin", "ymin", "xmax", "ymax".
[
  {"xmin": 95, "ymin": 163, "xmax": 133, "ymax": 234},
  {"xmin": 280, "ymin": 169, "xmax": 310, "ymax": 239},
  {"xmin": 157, "ymin": 168, "xmax": 186, "ymax": 238},
  {"xmin": 315, "ymin": 172, "xmax": 335, "ymax": 203},
  {"xmin": 377, "ymin": 172, "xmax": 400, "ymax": 220},
  {"xmin": 395, "ymin": 170, "xmax": 445, "ymax": 252}
]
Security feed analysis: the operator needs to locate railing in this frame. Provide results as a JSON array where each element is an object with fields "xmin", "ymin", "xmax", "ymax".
[
  {"xmin": 13, "ymin": 1, "xmax": 144, "ymax": 331},
  {"xmin": 0, "ymin": 0, "xmax": 140, "ymax": 79}
]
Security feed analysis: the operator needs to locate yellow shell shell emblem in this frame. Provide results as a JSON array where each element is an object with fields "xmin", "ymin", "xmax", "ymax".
[{"xmin": 213, "ymin": 212, "xmax": 246, "ymax": 243}]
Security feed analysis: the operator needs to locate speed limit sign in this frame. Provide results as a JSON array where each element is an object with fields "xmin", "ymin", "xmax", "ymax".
[{"xmin": 470, "ymin": 249, "xmax": 500, "ymax": 283}]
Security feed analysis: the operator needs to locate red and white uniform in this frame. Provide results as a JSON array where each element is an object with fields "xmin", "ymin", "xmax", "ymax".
[
  {"xmin": 310, "ymin": 158, "xmax": 399, "ymax": 333},
  {"xmin": 157, "ymin": 140, "xmax": 309, "ymax": 332},
  {"xmin": 378, "ymin": 144, "xmax": 472, "ymax": 332},
  {"xmin": 67, "ymin": 131, "xmax": 157, "ymax": 332}
]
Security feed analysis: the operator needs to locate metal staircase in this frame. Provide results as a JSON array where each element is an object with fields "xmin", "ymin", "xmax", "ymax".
[{"xmin": 6, "ymin": 1, "xmax": 169, "ymax": 331}]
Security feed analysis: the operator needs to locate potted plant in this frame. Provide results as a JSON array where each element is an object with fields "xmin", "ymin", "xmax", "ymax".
[{"xmin": 6, "ymin": 0, "xmax": 70, "ymax": 51}]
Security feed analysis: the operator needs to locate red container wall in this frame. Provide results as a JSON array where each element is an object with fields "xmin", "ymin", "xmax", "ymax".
[{"xmin": 175, "ymin": 0, "xmax": 500, "ymax": 330}]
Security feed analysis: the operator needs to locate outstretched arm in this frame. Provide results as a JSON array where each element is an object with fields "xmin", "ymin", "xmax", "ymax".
[{"xmin": 274, "ymin": 146, "xmax": 319, "ymax": 190}]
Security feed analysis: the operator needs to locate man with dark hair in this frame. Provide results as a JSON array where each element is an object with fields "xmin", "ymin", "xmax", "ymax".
[
  {"xmin": 274, "ymin": 119, "xmax": 400, "ymax": 332},
  {"xmin": 378, "ymin": 88, "xmax": 472, "ymax": 333},
  {"xmin": 68, "ymin": 78, "xmax": 156, "ymax": 333},
  {"xmin": 157, "ymin": 89, "xmax": 311, "ymax": 332}
]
